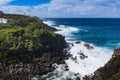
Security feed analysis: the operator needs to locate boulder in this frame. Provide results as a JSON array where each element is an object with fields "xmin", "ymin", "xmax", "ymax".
[
  {"xmin": 84, "ymin": 44, "xmax": 94, "ymax": 50},
  {"xmin": 112, "ymin": 48, "xmax": 120, "ymax": 57},
  {"xmin": 75, "ymin": 41, "xmax": 81, "ymax": 44}
]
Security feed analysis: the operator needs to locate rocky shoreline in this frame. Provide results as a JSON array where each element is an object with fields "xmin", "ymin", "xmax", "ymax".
[
  {"xmin": 0, "ymin": 12, "xmax": 68, "ymax": 80},
  {"xmin": 84, "ymin": 48, "xmax": 120, "ymax": 80},
  {"xmin": 0, "ymin": 11, "xmax": 120, "ymax": 80},
  {"xmin": 0, "ymin": 53, "xmax": 68, "ymax": 80}
]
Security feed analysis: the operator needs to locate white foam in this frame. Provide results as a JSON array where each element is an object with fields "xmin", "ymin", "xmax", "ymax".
[
  {"xmin": 40, "ymin": 20, "xmax": 113, "ymax": 79},
  {"xmin": 43, "ymin": 20, "xmax": 79, "ymax": 41},
  {"xmin": 65, "ymin": 42, "xmax": 113, "ymax": 76},
  {"xmin": 55, "ymin": 25, "xmax": 79, "ymax": 37},
  {"xmin": 43, "ymin": 20, "xmax": 55, "ymax": 26},
  {"xmin": 40, "ymin": 64, "xmax": 82, "ymax": 80},
  {"xmin": 39, "ymin": 42, "xmax": 113, "ymax": 80}
]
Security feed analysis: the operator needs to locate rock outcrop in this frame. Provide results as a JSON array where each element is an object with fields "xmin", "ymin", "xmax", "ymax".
[
  {"xmin": 0, "ymin": 53, "xmax": 67, "ymax": 80},
  {"xmin": 0, "ymin": 12, "xmax": 67, "ymax": 80},
  {"xmin": 84, "ymin": 48, "xmax": 120, "ymax": 80}
]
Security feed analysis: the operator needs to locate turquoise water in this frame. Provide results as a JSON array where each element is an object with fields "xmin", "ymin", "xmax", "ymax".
[{"xmin": 44, "ymin": 18, "xmax": 120, "ymax": 49}]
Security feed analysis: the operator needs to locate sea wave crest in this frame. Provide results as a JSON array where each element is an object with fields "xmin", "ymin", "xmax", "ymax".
[{"xmin": 40, "ymin": 20, "xmax": 113, "ymax": 80}]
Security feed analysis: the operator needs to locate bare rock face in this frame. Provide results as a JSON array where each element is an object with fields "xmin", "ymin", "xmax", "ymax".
[
  {"xmin": 84, "ymin": 48, "xmax": 120, "ymax": 80},
  {"xmin": 75, "ymin": 41, "xmax": 81, "ymax": 44},
  {"xmin": 84, "ymin": 44, "xmax": 94, "ymax": 50},
  {"xmin": 77, "ymin": 52, "xmax": 88, "ymax": 60},
  {"xmin": 0, "ymin": 53, "xmax": 67, "ymax": 80},
  {"xmin": 112, "ymin": 48, "xmax": 120, "ymax": 57}
]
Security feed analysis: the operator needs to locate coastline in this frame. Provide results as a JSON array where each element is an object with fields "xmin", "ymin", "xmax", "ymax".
[
  {"xmin": 45, "ymin": 19, "xmax": 120, "ymax": 80},
  {"xmin": 0, "ymin": 14, "xmax": 119, "ymax": 80},
  {"xmin": 0, "ymin": 14, "xmax": 68, "ymax": 80},
  {"xmin": 41, "ymin": 20, "xmax": 114, "ymax": 79}
]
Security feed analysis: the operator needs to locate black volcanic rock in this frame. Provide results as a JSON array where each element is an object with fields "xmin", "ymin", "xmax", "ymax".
[
  {"xmin": 84, "ymin": 48, "xmax": 120, "ymax": 80},
  {"xmin": 0, "ymin": 53, "xmax": 67, "ymax": 80},
  {"xmin": 0, "ymin": 12, "xmax": 67, "ymax": 80},
  {"xmin": 75, "ymin": 41, "xmax": 81, "ymax": 44}
]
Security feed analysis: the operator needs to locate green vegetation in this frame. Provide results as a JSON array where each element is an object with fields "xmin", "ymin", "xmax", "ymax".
[
  {"xmin": 0, "ymin": 13, "xmax": 66, "ymax": 68},
  {"xmin": 0, "ymin": 13, "xmax": 56, "ymax": 31}
]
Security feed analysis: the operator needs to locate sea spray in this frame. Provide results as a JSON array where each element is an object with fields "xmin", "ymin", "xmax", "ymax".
[
  {"xmin": 65, "ymin": 41, "xmax": 112, "ymax": 76},
  {"xmin": 38, "ymin": 20, "xmax": 114, "ymax": 79},
  {"xmin": 38, "ymin": 42, "xmax": 112, "ymax": 79}
]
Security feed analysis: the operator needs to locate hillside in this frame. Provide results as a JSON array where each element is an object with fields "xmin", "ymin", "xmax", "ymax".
[
  {"xmin": 0, "ymin": 12, "xmax": 57, "ymax": 31},
  {"xmin": 0, "ymin": 11, "xmax": 67, "ymax": 80}
]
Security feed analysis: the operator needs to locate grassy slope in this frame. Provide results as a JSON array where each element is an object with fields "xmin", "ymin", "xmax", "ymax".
[{"xmin": 0, "ymin": 14, "xmax": 66, "ymax": 71}]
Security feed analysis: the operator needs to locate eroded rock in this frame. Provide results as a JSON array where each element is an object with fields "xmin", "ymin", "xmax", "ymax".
[
  {"xmin": 84, "ymin": 48, "xmax": 120, "ymax": 80},
  {"xmin": 84, "ymin": 44, "xmax": 94, "ymax": 50}
]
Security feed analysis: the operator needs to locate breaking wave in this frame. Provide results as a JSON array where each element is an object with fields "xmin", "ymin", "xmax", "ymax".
[{"xmin": 34, "ymin": 20, "xmax": 114, "ymax": 80}]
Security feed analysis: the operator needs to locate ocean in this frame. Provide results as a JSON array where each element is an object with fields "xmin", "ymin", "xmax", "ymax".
[
  {"xmin": 39, "ymin": 18, "xmax": 120, "ymax": 80},
  {"xmin": 44, "ymin": 18, "xmax": 120, "ymax": 49}
]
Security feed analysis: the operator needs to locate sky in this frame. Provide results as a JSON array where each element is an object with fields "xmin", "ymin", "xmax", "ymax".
[{"xmin": 0, "ymin": 0, "xmax": 120, "ymax": 18}]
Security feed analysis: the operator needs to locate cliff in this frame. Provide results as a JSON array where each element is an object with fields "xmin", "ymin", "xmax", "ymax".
[
  {"xmin": 0, "ymin": 12, "xmax": 67, "ymax": 80},
  {"xmin": 84, "ymin": 48, "xmax": 120, "ymax": 80}
]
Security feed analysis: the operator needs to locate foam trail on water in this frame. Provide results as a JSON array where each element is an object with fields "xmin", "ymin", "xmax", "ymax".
[
  {"xmin": 43, "ymin": 20, "xmax": 79, "ymax": 41},
  {"xmin": 43, "ymin": 20, "xmax": 56, "ymax": 26},
  {"xmin": 55, "ymin": 25, "xmax": 79, "ymax": 36}
]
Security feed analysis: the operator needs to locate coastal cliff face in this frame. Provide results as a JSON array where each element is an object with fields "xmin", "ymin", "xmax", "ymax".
[
  {"xmin": 0, "ymin": 12, "xmax": 67, "ymax": 80},
  {"xmin": 84, "ymin": 48, "xmax": 120, "ymax": 80}
]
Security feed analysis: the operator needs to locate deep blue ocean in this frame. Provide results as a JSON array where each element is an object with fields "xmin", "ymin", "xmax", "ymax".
[{"xmin": 44, "ymin": 18, "xmax": 120, "ymax": 49}]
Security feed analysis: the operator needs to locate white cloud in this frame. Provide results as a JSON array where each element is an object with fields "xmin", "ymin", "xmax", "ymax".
[
  {"xmin": 0, "ymin": 0, "xmax": 120, "ymax": 17},
  {"xmin": 0, "ymin": 0, "xmax": 14, "ymax": 5}
]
